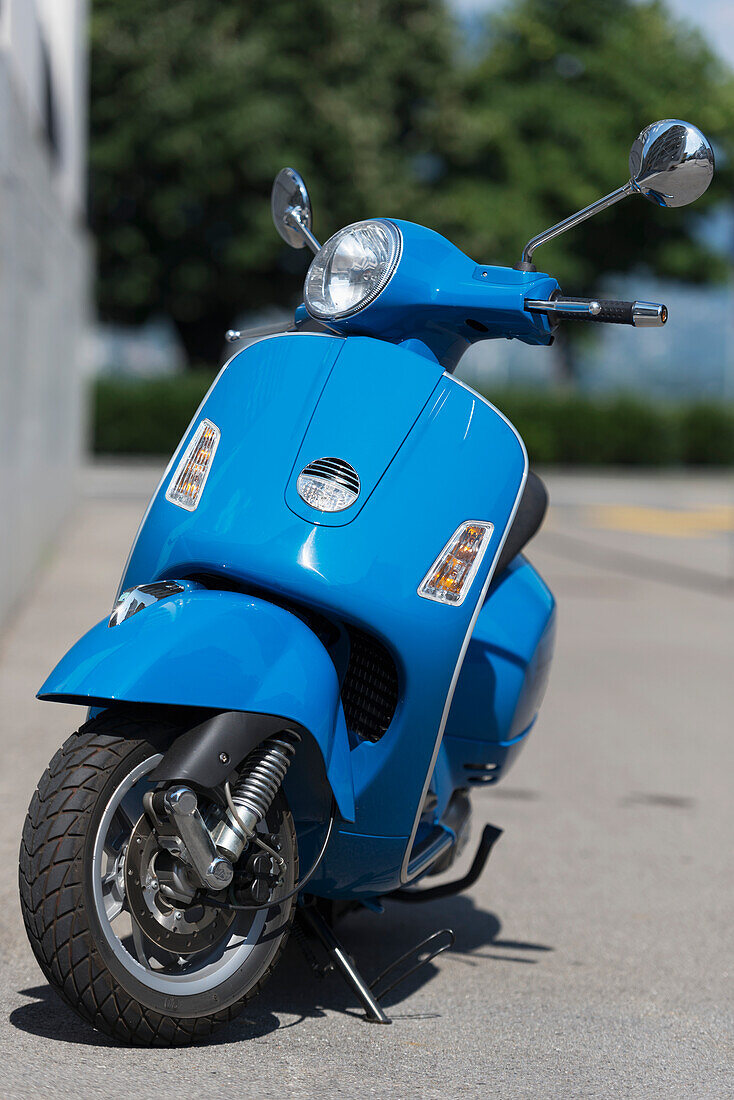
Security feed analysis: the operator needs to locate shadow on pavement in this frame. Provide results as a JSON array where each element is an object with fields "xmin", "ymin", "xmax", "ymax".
[
  {"xmin": 8, "ymin": 983, "xmax": 279, "ymax": 1049},
  {"xmin": 245, "ymin": 895, "xmax": 552, "ymax": 1030},
  {"xmin": 10, "ymin": 985, "xmax": 124, "ymax": 1048},
  {"xmin": 9, "ymin": 897, "xmax": 552, "ymax": 1047}
]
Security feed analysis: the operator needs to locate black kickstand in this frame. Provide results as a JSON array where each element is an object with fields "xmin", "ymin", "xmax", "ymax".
[{"xmin": 297, "ymin": 903, "xmax": 454, "ymax": 1025}]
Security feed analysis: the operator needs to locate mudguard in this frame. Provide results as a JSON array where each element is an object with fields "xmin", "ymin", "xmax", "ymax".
[{"xmin": 38, "ymin": 587, "xmax": 355, "ymax": 821}]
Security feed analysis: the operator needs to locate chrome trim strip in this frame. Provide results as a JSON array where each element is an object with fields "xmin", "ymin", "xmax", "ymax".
[
  {"xmin": 399, "ymin": 375, "xmax": 529, "ymax": 883},
  {"xmin": 405, "ymin": 826, "xmax": 454, "ymax": 880},
  {"xmin": 109, "ymin": 580, "xmax": 188, "ymax": 628}
]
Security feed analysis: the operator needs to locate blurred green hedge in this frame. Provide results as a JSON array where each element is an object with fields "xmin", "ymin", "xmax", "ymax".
[
  {"xmin": 486, "ymin": 391, "xmax": 734, "ymax": 466},
  {"xmin": 92, "ymin": 375, "xmax": 734, "ymax": 466},
  {"xmin": 92, "ymin": 372, "xmax": 217, "ymax": 456}
]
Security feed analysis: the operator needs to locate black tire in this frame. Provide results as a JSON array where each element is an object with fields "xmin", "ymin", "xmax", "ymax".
[{"xmin": 19, "ymin": 710, "xmax": 297, "ymax": 1047}]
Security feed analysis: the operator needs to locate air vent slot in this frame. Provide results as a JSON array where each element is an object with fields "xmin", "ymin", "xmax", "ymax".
[
  {"xmin": 296, "ymin": 456, "xmax": 361, "ymax": 513},
  {"xmin": 300, "ymin": 457, "xmax": 360, "ymax": 493},
  {"xmin": 341, "ymin": 627, "xmax": 398, "ymax": 743},
  {"xmin": 464, "ymin": 762, "xmax": 500, "ymax": 785}
]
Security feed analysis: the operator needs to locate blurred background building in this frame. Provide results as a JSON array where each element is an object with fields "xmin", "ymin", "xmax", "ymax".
[{"xmin": 0, "ymin": 0, "xmax": 89, "ymax": 626}]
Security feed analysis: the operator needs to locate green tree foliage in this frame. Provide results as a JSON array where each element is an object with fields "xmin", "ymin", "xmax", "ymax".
[
  {"xmin": 91, "ymin": 0, "xmax": 734, "ymax": 373},
  {"xmin": 431, "ymin": 0, "xmax": 734, "ymax": 288},
  {"xmin": 89, "ymin": 0, "xmax": 455, "ymax": 364}
]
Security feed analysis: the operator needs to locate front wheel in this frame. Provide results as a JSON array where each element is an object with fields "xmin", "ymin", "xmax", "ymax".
[{"xmin": 19, "ymin": 711, "xmax": 297, "ymax": 1046}]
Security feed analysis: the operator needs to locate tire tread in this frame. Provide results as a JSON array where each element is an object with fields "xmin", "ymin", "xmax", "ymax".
[{"xmin": 19, "ymin": 711, "xmax": 294, "ymax": 1047}]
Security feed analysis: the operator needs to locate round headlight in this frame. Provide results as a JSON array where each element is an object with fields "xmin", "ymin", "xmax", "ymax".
[{"xmin": 304, "ymin": 220, "xmax": 402, "ymax": 320}]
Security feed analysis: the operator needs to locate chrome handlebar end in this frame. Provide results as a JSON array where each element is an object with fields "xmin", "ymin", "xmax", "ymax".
[{"xmin": 631, "ymin": 302, "xmax": 667, "ymax": 327}]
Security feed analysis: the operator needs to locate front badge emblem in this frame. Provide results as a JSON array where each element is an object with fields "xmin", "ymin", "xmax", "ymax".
[{"xmin": 296, "ymin": 457, "xmax": 361, "ymax": 513}]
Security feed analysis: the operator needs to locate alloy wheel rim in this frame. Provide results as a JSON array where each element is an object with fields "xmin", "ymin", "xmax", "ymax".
[{"xmin": 91, "ymin": 755, "xmax": 270, "ymax": 997}]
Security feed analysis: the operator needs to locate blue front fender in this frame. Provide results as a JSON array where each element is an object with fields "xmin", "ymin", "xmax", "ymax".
[{"xmin": 38, "ymin": 588, "xmax": 355, "ymax": 821}]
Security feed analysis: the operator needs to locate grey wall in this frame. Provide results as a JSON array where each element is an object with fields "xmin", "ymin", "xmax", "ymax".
[{"xmin": 0, "ymin": 1, "xmax": 89, "ymax": 626}]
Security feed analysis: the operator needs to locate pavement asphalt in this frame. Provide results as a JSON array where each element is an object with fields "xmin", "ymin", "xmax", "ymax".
[{"xmin": 0, "ymin": 463, "xmax": 732, "ymax": 1099}]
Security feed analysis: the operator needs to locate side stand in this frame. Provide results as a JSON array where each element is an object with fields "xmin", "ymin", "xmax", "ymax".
[
  {"xmin": 298, "ymin": 904, "xmax": 390, "ymax": 1023},
  {"xmin": 297, "ymin": 903, "xmax": 454, "ymax": 1025}
]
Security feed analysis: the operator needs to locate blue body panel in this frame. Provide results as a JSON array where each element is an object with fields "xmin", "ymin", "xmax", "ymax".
[
  {"xmin": 284, "ymin": 339, "xmax": 442, "ymax": 526},
  {"xmin": 39, "ymin": 588, "xmax": 355, "ymax": 822},
  {"xmin": 314, "ymin": 557, "xmax": 556, "ymax": 897},
  {"xmin": 439, "ymin": 557, "xmax": 556, "ymax": 802}
]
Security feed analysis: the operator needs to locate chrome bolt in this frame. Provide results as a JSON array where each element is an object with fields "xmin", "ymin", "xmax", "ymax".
[
  {"xmin": 174, "ymin": 911, "xmax": 183, "ymax": 921},
  {"xmin": 206, "ymin": 858, "xmax": 234, "ymax": 889},
  {"xmin": 219, "ymin": 751, "xmax": 230, "ymax": 765},
  {"xmin": 164, "ymin": 787, "xmax": 197, "ymax": 815}
]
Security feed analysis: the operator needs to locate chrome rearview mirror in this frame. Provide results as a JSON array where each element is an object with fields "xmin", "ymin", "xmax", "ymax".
[
  {"xmin": 629, "ymin": 120, "xmax": 714, "ymax": 208},
  {"xmin": 518, "ymin": 119, "xmax": 715, "ymax": 269},
  {"xmin": 271, "ymin": 167, "xmax": 321, "ymax": 254}
]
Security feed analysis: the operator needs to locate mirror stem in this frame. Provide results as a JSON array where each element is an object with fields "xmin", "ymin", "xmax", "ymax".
[
  {"xmin": 517, "ymin": 181, "xmax": 634, "ymax": 270},
  {"xmin": 285, "ymin": 208, "xmax": 321, "ymax": 254}
]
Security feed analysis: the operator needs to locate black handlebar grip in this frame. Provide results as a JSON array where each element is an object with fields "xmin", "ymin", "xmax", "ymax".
[
  {"xmin": 552, "ymin": 297, "xmax": 635, "ymax": 325},
  {"xmin": 590, "ymin": 299, "xmax": 635, "ymax": 324}
]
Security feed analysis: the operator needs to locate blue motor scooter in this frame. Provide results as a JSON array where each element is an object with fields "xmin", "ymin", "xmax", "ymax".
[{"xmin": 20, "ymin": 120, "xmax": 713, "ymax": 1045}]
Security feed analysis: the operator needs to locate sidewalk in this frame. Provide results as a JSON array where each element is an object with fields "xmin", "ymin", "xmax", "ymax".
[{"xmin": 0, "ymin": 463, "xmax": 731, "ymax": 1099}]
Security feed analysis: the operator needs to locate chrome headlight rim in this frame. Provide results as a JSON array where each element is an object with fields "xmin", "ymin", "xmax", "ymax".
[{"xmin": 304, "ymin": 219, "xmax": 403, "ymax": 322}]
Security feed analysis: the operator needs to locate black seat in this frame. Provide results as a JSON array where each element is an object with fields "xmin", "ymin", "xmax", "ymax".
[{"xmin": 495, "ymin": 470, "xmax": 548, "ymax": 576}]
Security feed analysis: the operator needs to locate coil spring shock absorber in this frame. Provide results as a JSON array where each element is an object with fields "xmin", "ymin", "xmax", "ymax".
[{"xmin": 211, "ymin": 731, "xmax": 301, "ymax": 863}]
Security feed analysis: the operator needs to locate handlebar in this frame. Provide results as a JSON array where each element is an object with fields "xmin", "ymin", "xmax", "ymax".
[{"xmin": 525, "ymin": 296, "xmax": 667, "ymax": 327}]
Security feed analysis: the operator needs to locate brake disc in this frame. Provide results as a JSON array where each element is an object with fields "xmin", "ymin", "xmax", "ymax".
[{"xmin": 124, "ymin": 814, "xmax": 235, "ymax": 956}]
